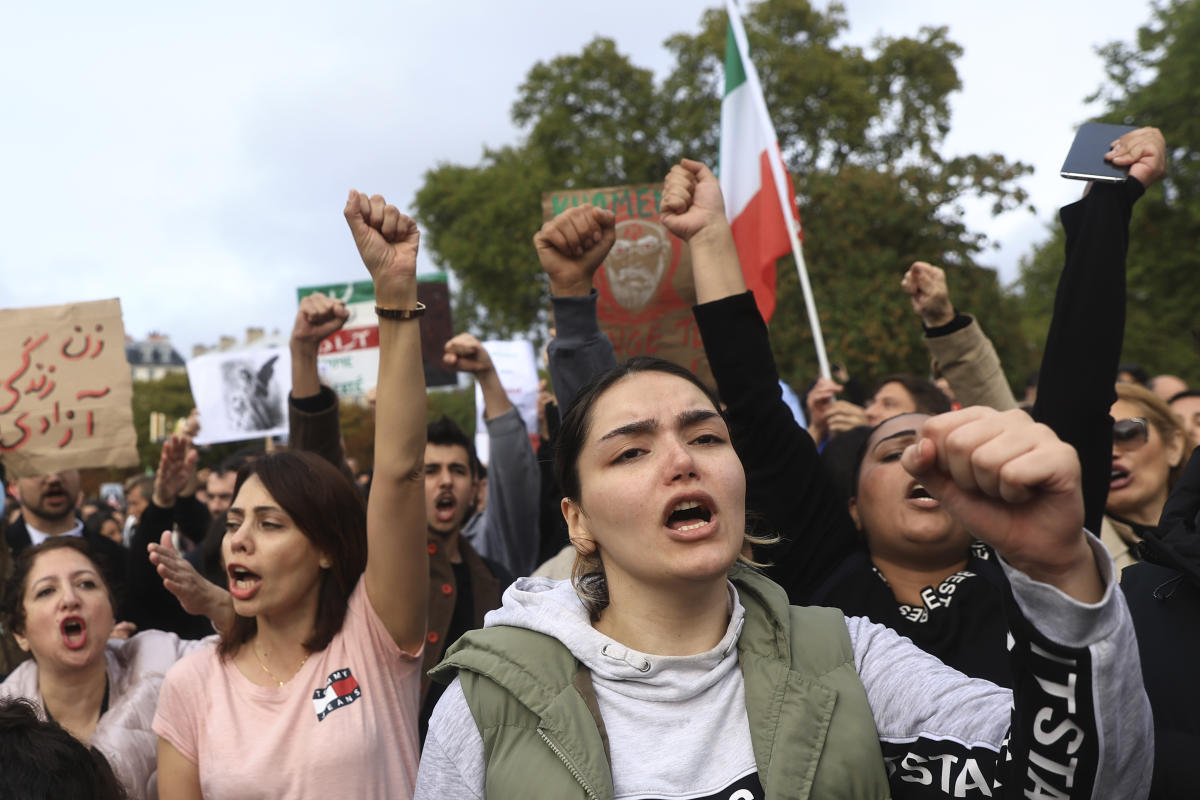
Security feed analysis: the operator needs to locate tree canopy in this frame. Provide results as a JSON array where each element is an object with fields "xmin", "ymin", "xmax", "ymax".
[
  {"xmin": 414, "ymin": 0, "xmax": 1036, "ymax": 392},
  {"xmin": 1018, "ymin": 0, "xmax": 1200, "ymax": 385}
]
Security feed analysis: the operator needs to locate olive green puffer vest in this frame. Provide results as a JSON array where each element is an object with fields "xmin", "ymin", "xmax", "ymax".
[{"xmin": 430, "ymin": 566, "xmax": 891, "ymax": 799}]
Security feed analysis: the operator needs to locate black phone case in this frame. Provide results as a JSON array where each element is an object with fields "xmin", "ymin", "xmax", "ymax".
[{"xmin": 1060, "ymin": 122, "xmax": 1139, "ymax": 182}]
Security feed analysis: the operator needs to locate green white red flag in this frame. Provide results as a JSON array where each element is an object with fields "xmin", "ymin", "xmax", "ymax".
[
  {"xmin": 721, "ymin": 1, "xmax": 830, "ymax": 378},
  {"xmin": 719, "ymin": 4, "xmax": 800, "ymax": 324}
]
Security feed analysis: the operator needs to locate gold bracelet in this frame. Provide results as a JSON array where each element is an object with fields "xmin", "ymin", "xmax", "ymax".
[{"xmin": 374, "ymin": 302, "xmax": 426, "ymax": 320}]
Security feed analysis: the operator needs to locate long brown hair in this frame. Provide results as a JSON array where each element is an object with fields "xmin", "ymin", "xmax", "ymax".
[{"xmin": 218, "ymin": 451, "xmax": 367, "ymax": 658}]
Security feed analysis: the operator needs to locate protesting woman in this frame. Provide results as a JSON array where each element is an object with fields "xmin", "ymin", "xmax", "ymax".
[
  {"xmin": 1, "ymin": 536, "xmax": 225, "ymax": 799},
  {"xmin": 153, "ymin": 191, "xmax": 429, "ymax": 799},
  {"xmin": 414, "ymin": 161, "xmax": 1152, "ymax": 799}
]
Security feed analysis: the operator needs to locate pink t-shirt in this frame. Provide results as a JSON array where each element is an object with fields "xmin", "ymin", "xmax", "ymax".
[{"xmin": 153, "ymin": 579, "xmax": 422, "ymax": 800}]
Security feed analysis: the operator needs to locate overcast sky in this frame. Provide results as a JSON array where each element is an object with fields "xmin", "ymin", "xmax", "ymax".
[{"xmin": 0, "ymin": 0, "xmax": 1152, "ymax": 355}]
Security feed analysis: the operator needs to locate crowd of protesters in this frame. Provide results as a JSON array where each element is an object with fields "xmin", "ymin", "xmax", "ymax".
[{"xmin": 0, "ymin": 125, "xmax": 1194, "ymax": 800}]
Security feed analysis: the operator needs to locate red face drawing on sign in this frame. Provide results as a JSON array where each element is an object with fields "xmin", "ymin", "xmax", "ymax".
[
  {"xmin": 605, "ymin": 219, "xmax": 672, "ymax": 313},
  {"xmin": 595, "ymin": 219, "xmax": 686, "ymax": 325}
]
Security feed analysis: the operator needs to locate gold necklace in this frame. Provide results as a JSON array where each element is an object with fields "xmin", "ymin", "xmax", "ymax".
[{"xmin": 253, "ymin": 641, "xmax": 309, "ymax": 687}]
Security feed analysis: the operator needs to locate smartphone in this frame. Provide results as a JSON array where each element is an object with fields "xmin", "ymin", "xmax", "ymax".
[{"xmin": 1060, "ymin": 122, "xmax": 1139, "ymax": 183}]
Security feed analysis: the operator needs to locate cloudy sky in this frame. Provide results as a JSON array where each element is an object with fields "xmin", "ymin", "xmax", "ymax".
[{"xmin": 0, "ymin": 0, "xmax": 1152, "ymax": 355}]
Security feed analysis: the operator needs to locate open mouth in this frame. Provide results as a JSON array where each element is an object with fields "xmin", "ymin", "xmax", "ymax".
[
  {"xmin": 906, "ymin": 483, "xmax": 940, "ymax": 508},
  {"xmin": 1110, "ymin": 466, "xmax": 1132, "ymax": 490},
  {"xmin": 665, "ymin": 500, "xmax": 713, "ymax": 533},
  {"xmin": 60, "ymin": 615, "xmax": 87, "ymax": 649},
  {"xmin": 227, "ymin": 565, "xmax": 262, "ymax": 598},
  {"xmin": 434, "ymin": 492, "xmax": 457, "ymax": 522}
]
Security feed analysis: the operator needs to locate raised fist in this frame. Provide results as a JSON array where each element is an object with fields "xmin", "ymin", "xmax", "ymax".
[
  {"xmin": 659, "ymin": 159, "xmax": 728, "ymax": 242},
  {"xmin": 534, "ymin": 204, "xmax": 616, "ymax": 297},
  {"xmin": 901, "ymin": 262, "xmax": 955, "ymax": 328},
  {"xmin": 443, "ymin": 333, "xmax": 495, "ymax": 375},
  {"xmin": 292, "ymin": 292, "xmax": 350, "ymax": 350},
  {"xmin": 900, "ymin": 407, "xmax": 1097, "ymax": 600},
  {"xmin": 344, "ymin": 190, "xmax": 419, "ymax": 305}
]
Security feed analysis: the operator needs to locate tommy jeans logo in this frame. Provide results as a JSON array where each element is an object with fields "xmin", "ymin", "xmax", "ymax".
[{"xmin": 312, "ymin": 668, "xmax": 361, "ymax": 721}]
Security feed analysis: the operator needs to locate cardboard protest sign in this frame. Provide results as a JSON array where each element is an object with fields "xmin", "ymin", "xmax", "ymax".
[
  {"xmin": 473, "ymin": 340, "xmax": 539, "ymax": 466},
  {"xmin": 187, "ymin": 348, "xmax": 291, "ymax": 445},
  {"xmin": 542, "ymin": 184, "xmax": 712, "ymax": 387},
  {"xmin": 0, "ymin": 298, "xmax": 139, "ymax": 478},
  {"xmin": 296, "ymin": 274, "xmax": 455, "ymax": 399}
]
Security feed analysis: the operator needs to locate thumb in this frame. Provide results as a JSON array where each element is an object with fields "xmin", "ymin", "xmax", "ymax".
[
  {"xmin": 343, "ymin": 191, "xmax": 373, "ymax": 246},
  {"xmin": 901, "ymin": 437, "xmax": 940, "ymax": 486},
  {"xmin": 159, "ymin": 530, "xmax": 178, "ymax": 554}
]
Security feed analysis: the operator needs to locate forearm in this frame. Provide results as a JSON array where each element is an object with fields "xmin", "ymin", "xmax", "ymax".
[
  {"xmin": 290, "ymin": 341, "xmax": 323, "ymax": 399},
  {"xmin": 547, "ymin": 292, "xmax": 616, "ymax": 413},
  {"xmin": 476, "ymin": 369, "xmax": 514, "ymax": 421},
  {"xmin": 470, "ymin": 408, "xmax": 541, "ymax": 576},
  {"xmin": 857, "ymin": 536, "xmax": 1152, "ymax": 797},
  {"xmin": 924, "ymin": 317, "xmax": 1018, "ymax": 411},
  {"xmin": 200, "ymin": 584, "xmax": 235, "ymax": 635},
  {"xmin": 689, "ymin": 221, "xmax": 747, "ymax": 304},
  {"xmin": 694, "ymin": 292, "xmax": 857, "ymax": 602},
  {"xmin": 367, "ymin": 287, "xmax": 429, "ymax": 645},
  {"xmin": 1034, "ymin": 179, "xmax": 1144, "ymax": 533},
  {"xmin": 288, "ymin": 386, "xmax": 353, "ymax": 483}
]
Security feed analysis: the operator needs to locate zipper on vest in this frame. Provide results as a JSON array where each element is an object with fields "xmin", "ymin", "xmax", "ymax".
[{"xmin": 537, "ymin": 727, "xmax": 599, "ymax": 800}]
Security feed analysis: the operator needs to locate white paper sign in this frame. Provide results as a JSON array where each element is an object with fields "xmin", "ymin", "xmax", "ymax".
[
  {"xmin": 187, "ymin": 348, "xmax": 291, "ymax": 445},
  {"xmin": 473, "ymin": 340, "xmax": 539, "ymax": 466}
]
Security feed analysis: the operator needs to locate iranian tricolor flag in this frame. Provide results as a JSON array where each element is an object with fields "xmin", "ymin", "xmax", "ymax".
[{"xmin": 719, "ymin": 4, "xmax": 801, "ymax": 325}]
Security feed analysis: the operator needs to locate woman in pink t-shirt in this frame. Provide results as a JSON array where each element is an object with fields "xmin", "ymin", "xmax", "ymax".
[{"xmin": 153, "ymin": 192, "xmax": 430, "ymax": 800}]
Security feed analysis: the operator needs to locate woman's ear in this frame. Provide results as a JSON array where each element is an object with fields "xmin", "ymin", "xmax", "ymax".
[
  {"xmin": 562, "ymin": 498, "xmax": 596, "ymax": 556},
  {"xmin": 1166, "ymin": 430, "xmax": 1186, "ymax": 469},
  {"xmin": 13, "ymin": 630, "xmax": 30, "ymax": 653},
  {"xmin": 848, "ymin": 497, "xmax": 863, "ymax": 531}
]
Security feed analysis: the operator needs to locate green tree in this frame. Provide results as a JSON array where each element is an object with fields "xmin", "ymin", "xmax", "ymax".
[
  {"xmin": 129, "ymin": 372, "xmax": 196, "ymax": 472},
  {"xmin": 415, "ymin": 0, "xmax": 1036, "ymax": 391},
  {"xmin": 1019, "ymin": 0, "xmax": 1200, "ymax": 384}
]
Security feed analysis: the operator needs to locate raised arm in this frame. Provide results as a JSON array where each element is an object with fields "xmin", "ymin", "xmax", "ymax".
[
  {"xmin": 1033, "ymin": 126, "xmax": 1164, "ymax": 534},
  {"xmin": 537, "ymin": 204, "xmax": 618, "ymax": 412},
  {"xmin": 444, "ymin": 333, "xmax": 541, "ymax": 576},
  {"xmin": 901, "ymin": 261, "xmax": 1018, "ymax": 411},
  {"xmin": 344, "ymin": 191, "xmax": 427, "ymax": 651},
  {"xmin": 854, "ymin": 406, "xmax": 1152, "ymax": 797},
  {"xmin": 129, "ymin": 435, "xmax": 229, "ymax": 636},
  {"xmin": 659, "ymin": 159, "xmax": 858, "ymax": 601},
  {"xmin": 287, "ymin": 293, "xmax": 356, "ymax": 484}
]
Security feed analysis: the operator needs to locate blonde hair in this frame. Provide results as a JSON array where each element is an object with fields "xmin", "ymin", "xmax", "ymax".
[{"xmin": 1115, "ymin": 382, "xmax": 1187, "ymax": 489}]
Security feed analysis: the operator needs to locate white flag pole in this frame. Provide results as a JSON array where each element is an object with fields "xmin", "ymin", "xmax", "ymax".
[{"xmin": 725, "ymin": 0, "xmax": 831, "ymax": 380}]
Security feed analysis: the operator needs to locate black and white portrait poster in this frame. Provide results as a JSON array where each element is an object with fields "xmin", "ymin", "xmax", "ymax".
[{"xmin": 187, "ymin": 347, "xmax": 290, "ymax": 445}]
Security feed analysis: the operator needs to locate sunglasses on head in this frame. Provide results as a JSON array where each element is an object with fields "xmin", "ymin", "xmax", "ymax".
[{"xmin": 1113, "ymin": 417, "xmax": 1149, "ymax": 449}]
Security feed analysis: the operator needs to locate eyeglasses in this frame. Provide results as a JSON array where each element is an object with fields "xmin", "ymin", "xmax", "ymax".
[{"xmin": 1113, "ymin": 417, "xmax": 1149, "ymax": 450}]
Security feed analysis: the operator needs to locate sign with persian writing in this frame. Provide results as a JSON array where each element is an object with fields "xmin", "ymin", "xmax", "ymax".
[
  {"xmin": 0, "ymin": 298, "xmax": 138, "ymax": 478},
  {"xmin": 296, "ymin": 275, "xmax": 455, "ymax": 398},
  {"xmin": 541, "ymin": 183, "xmax": 712, "ymax": 387}
]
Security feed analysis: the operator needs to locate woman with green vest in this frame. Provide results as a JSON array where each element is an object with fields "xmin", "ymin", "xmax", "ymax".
[{"xmin": 414, "ymin": 231, "xmax": 1152, "ymax": 799}]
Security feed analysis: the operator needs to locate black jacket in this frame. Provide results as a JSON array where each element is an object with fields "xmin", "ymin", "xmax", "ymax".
[{"xmin": 1121, "ymin": 450, "xmax": 1200, "ymax": 799}]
